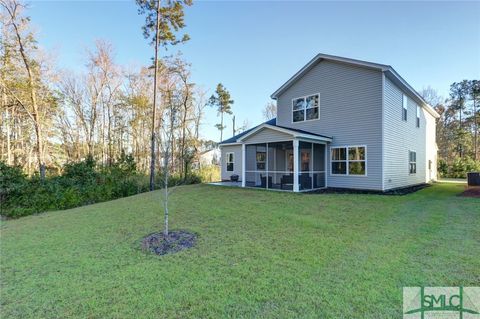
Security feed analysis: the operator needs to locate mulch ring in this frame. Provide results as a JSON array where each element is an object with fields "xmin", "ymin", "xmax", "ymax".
[
  {"xmin": 141, "ymin": 230, "xmax": 197, "ymax": 256},
  {"xmin": 459, "ymin": 186, "xmax": 480, "ymax": 198}
]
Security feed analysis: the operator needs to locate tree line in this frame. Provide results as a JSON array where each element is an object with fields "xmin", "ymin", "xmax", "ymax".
[
  {"xmin": 421, "ymin": 80, "xmax": 480, "ymax": 177},
  {"xmin": 0, "ymin": 0, "xmax": 242, "ymax": 182}
]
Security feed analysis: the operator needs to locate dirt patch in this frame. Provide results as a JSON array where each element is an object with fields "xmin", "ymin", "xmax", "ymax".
[
  {"xmin": 141, "ymin": 230, "xmax": 197, "ymax": 256},
  {"xmin": 459, "ymin": 186, "xmax": 480, "ymax": 198},
  {"xmin": 307, "ymin": 184, "xmax": 430, "ymax": 196}
]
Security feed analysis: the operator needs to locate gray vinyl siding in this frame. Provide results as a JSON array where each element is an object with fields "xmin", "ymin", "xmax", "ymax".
[
  {"xmin": 383, "ymin": 77, "xmax": 427, "ymax": 190},
  {"xmin": 220, "ymin": 145, "xmax": 242, "ymax": 181},
  {"xmin": 242, "ymin": 127, "xmax": 293, "ymax": 144},
  {"xmin": 276, "ymin": 60, "xmax": 383, "ymax": 190}
]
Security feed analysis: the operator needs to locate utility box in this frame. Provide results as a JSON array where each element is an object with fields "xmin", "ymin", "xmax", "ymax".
[{"xmin": 467, "ymin": 172, "xmax": 480, "ymax": 186}]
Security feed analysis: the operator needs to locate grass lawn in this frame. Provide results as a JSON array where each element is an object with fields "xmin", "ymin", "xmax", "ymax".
[{"xmin": 1, "ymin": 183, "xmax": 479, "ymax": 318}]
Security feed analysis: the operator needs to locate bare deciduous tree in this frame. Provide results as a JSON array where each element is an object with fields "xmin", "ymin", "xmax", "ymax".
[{"xmin": 262, "ymin": 101, "xmax": 277, "ymax": 121}]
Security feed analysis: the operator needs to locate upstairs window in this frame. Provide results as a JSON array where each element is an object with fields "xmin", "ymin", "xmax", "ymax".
[
  {"xmin": 402, "ymin": 94, "xmax": 408, "ymax": 121},
  {"xmin": 416, "ymin": 105, "xmax": 420, "ymax": 128},
  {"xmin": 331, "ymin": 146, "xmax": 366, "ymax": 176},
  {"xmin": 292, "ymin": 94, "xmax": 319, "ymax": 122},
  {"xmin": 409, "ymin": 151, "xmax": 416, "ymax": 174},
  {"xmin": 226, "ymin": 152, "xmax": 234, "ymax": 171}
]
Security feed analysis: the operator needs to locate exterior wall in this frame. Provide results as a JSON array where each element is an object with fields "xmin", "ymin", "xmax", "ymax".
[
  {"xmin": 276, "ymin": 60, "xmax": 383, "ymax": 190},
  {"xmin": 220, "ymin": 145, "xmax": 242, "ymax": 181},
  {"xmin": 425, "ymin": 109, "xmax": 438, "ymax": 182},
  {"xmin": 242, "ymin": 127, "xmax": 292, "ymax": 144},
  {"xmin": 383, "ymin": 77, "xmax": 430, "ymax": 190}
]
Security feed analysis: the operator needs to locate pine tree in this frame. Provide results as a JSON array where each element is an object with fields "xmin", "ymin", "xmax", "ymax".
[{"xmin": 208, "ymin": 83, "xmax": 234, "ymax": 142}]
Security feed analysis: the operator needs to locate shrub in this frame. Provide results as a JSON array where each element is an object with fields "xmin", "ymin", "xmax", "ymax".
[
  {"xmin": 194, "ymin": 165, "xmax": 220, "ymax": 183},
  {"xmin": 0, "ymin": 162, "xmax": 27, "ymax": 206},
  {"xmin": 1, "ymin": 155, "xmax": 212, "ymax": 219},
  {"xmin": 155, "ymin": 171, "xmax": 202, "ymax": 188},
  {"xmin": 439, "ymin": 157, "xmax": 480, "ymax": 179},
  {"xmin": 450, "ymin": 157, "xmax": 480, "ymax": 178},
  {"xmin": 437, "ymin": 159, "xmax": 448, "ymax": 178}
]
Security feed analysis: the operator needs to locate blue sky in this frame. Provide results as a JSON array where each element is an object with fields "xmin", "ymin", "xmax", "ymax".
[{"xmin": 29, "ymin": 0, "xmax": 480, "ymax": 142}]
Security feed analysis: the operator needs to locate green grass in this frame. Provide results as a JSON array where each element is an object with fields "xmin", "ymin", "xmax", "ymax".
[{"xmin": 1, "ymin": 183, "xmax": 479, "ymax": 318}]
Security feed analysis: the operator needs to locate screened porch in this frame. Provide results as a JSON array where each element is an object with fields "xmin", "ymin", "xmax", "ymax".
[{"xmin": 243, "ymin": 140, "xmax": 326, "ymax": 191}]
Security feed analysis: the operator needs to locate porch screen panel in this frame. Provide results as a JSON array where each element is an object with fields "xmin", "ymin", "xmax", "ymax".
[
  {"xmin": 299, "ymin": 142, "xmax": 313, "ymax": 190},
  {"xmin": 267, "ymin": 142, "xmax": 293, "ymax": 190},
  {"xmin": 267, "ymin": 144, "xmax": 276, "ymax": 189},
  {"xmin": 313, "ymin": 144, "xmax": 326, "ymax": 188},
  {"xmin": 245, "ymin": 144, "xmax": 267, "ymax": 188}
]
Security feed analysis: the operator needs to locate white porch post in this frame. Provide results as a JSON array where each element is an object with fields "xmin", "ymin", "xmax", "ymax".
[
  {"xmin": 241, "ymin": 143, "xmax": 246, "ymax": 187},
  {"xmin": 293, "ymin": 139, "xmax": 299, "ymax": 192},
  {"xmin": 324, "ymin": 144, "xmax": 328, "ymax": 188}
]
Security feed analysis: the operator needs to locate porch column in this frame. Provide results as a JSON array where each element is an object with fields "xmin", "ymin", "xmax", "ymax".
[
  {"xmin": 293, "ymin": 139, "xmax": 299, "ymax": 192},
  {"xmin": 241, "ymin": 143, "xmax": 246, "ymax": 187}
]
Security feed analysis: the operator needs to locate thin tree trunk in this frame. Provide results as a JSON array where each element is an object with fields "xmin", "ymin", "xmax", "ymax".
[
  {"xmin": 108, "ymin": 104, "xmax": 112, "ymax": 166},
  {"xmin": 474, "ymin": 96, "xmax": 478, "ymax": 160},
  {"xmin": 163, "ymin": 153, "xmax": 169, "ymax": 237},
  {"xmin": 220, "ymin": 111, "xmax": 223, "ymax": 142},
  {"xmin": 11, "ymin": 16, "xmax": 45, "ymax": 178},
  {"xmin": 181, "ymin": 98, "xmax": 188, "ymax": 178},
  {"xmin": 149, "ymin": 0, "xmax": 161, "ymax": 191},
  {"xmin": 3, "ymin": 93, "xmax": 12, "ymax": 165}
]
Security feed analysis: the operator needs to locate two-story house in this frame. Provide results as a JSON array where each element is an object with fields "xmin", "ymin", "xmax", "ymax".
[{"xmin": 219, "ymin": 53, "xmax": 439, "ymax": 192}]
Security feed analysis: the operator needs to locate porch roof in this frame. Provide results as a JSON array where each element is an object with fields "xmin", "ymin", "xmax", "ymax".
[{"xmin": 219, "ymin": 118, "xmax": 332, "ymax": 145}]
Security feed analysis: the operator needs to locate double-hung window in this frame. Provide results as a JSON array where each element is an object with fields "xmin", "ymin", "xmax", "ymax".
[
  {"xmin": 226, "ymin": 152, "xmax": 234, "ymax": 171},
  {"xmin": 409, "ymin": 151, "xmax": 416, "ymax": 174},
  {"xmin": 331, "ymin": 146, "xmax": 366, "ymax": 176},
  {"xmin": 402, "ymin": 94, "xmax": 408, "ymax": 121},
  {"xmin": 292, "ymin": 94, "xmax": 319, "ymax": 122}
]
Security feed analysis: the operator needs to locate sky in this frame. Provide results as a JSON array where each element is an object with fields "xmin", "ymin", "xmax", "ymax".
[{"xmin": 27, "ymin": 0, "xmax": 480, "ymax": 142}]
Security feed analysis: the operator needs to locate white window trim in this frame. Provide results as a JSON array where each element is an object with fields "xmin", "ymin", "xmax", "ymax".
[
  {"xmin": 291, "ymin": 93, "xmax": 320, "ymax": 123},
  {"xmin": 330, "ymin": 145, "xmax": 368, "ymax": 177},
  {"xmin": 402, "ymin": 94, "xmax": 408, "ymax": 122},
  {"xmin": 409, "ymin": 150, "xmax": 417, "ymax": 175},
  {"xmin": 226, "ymin": 152, "xmax": 234, "ymax": 172},
  {"xmin": 416, "ymin": 105, "xmax": 420, "ymax": 128}
]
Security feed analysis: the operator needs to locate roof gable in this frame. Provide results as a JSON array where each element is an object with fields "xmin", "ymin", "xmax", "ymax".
[
  {"xmin": 270, "ymin": 53, "xmax": 439, "ymax": 118},
  {"xmin": 219, "ymin": 118, "xmax": 332, "ymax": 145}
]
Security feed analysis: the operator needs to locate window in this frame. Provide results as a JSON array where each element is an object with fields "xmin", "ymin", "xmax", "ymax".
[
  {"xmin": 331, "ymin": 147, "xmax": 347, "ymax": 175},
  {"xmin": 409, "ymin": 151, "xmax": 416, "ymax": 174},
  {"xmin": 402, "ymin": 94, "xmax": 408, "ymax": 121},
  {"xmin": 416, "ymin": 105, "xmax": 420, "ymax": 128},
  {"xmin": 331, "ymin": 146, "xmax": 366, "ymax": 176},
  {"xmin": 348, "ymin": 147, "xmax": 366, "ymax": 175},
  {"xmin": 226, "ymin": 152, "xmax": 234, "ymax": 171},
  {"xmin": 256, "ymin": 152, "xmax": 266, "ymax": 170},
  {"xmin": 292, "ymin": 94, "xmax": 319, "ymax": 122}
]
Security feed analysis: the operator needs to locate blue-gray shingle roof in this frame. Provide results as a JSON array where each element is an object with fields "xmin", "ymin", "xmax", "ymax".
[{"xmin": 219, "ymin": 118, "xmax": 332, "ymax": 144}]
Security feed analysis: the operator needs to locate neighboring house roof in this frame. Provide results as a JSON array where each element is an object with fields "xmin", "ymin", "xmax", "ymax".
[
  {"xmin": 270, "ymin": 53, "xmax": 440, "ymax": 118},
  {"xmin": 219, "ymin": 118, "xmax": 333, "ymax": 145}
]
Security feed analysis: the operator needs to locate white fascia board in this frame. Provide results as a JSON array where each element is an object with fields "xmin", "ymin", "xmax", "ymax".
[
  {"xmin": 237, "ymin": 124, "xmax": 332, "ymax": 143},
  {"xmin": 219, "ymin": 142, "xmax": 241, "ymax": 147}
]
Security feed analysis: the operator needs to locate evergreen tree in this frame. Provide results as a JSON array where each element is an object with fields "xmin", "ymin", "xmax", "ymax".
[{"xmin": 208, "ymin": 83, "xmax": 234, "ymax": 142}]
